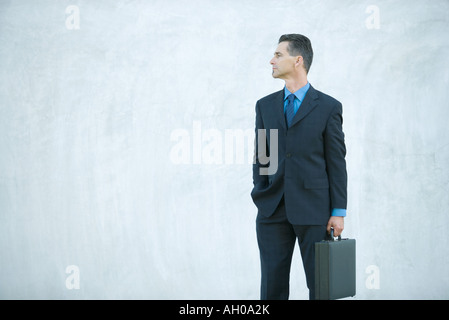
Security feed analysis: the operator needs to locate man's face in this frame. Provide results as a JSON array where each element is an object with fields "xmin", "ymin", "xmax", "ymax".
[{"xmin": 270, "ymin": 41, "xmax": 298, "ymax": 79}]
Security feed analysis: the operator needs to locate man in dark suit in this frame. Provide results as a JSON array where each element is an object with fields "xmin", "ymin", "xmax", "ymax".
[{"xmin": 251, "ymin": 34, "xmax": 347, "ymax": 300}]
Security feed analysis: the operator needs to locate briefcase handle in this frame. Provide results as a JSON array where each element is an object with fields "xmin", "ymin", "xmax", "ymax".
[{"xmin": 329, "ymin": 228, "xmax": 342, "ymax": 241}]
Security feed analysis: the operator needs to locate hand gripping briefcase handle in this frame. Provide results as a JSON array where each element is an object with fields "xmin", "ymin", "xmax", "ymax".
[{"xmin": 328, "ymin": 227, "xmax": 341, "ymax": 241}]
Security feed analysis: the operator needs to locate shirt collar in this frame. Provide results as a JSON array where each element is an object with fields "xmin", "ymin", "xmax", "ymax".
[{"xmin": 284, "ymin": 82, "xmax": 310, "ymax": 101}]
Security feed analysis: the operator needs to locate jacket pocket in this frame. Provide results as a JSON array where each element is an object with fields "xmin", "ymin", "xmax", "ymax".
[{"xmin": 304, "ymin": 178, "xmax": 329, "ymax": 189}]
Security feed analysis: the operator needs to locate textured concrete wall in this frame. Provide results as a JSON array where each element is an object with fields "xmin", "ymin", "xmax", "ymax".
[{"xmin": 1, "ymin": 0, "xmax": 448, "ymax": 299}]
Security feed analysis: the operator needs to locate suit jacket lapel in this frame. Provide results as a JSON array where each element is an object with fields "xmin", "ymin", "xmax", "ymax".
[{"xmin": 289, "ymin": 85, "xmax": 319, "ymax": 128}]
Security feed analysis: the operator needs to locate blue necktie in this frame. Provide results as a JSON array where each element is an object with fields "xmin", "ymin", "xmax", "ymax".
[{"xmin": 285, "ymin": 94, "xmax": 296, "ymax": 128}]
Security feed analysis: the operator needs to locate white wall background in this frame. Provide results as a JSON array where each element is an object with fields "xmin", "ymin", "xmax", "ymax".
[{"xmin": 1, "ymin": 0, "xmax": 448, "ymax": 300}]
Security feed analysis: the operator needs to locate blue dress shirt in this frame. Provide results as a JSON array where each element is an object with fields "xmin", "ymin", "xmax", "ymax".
[
  {"xmin": 283, "ymin": 82, "xmax": 310, "ymax": 114},
  {"xmin": 284, "ymin": 83, "xmax": 346, "ymax": 217}
]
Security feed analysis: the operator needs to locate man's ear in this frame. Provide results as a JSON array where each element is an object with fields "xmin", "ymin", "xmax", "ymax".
[{"xmin": 295, "ymin": 56, "xmax": 303, "ymax": 68}]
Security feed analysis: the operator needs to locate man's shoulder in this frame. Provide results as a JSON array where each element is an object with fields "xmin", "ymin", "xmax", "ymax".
[
  {"xmin": 313, "ymin": 87, "xmax": 342, "ymax": 107},
  {"xmin": 257, "ymin": 89, "xmax": 283, "ymax": 104}
]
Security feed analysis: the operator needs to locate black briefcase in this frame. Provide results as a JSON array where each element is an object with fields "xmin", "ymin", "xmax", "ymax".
[{"xmin": 315, "ymin": 230, "xmax": 356, "ymax": 300}]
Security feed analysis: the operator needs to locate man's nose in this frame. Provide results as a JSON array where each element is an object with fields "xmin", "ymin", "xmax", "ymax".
[{"xmin": 270, "ymin": 58, "xmax": 275, "ymax": 65}]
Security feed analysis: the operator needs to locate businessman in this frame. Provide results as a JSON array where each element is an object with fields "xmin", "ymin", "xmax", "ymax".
[{"xmin": 251, "ymin": 34, "xmax": 347, "ymax": 300}]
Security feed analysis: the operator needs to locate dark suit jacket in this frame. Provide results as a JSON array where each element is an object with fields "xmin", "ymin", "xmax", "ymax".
[{"xmin": 251, "ymin": 84, "xmax": 347, "ymax": 225}]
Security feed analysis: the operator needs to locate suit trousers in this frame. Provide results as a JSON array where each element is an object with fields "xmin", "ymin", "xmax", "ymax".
[{"xmin": 256, "ymin": 196, "xmax": 327, "ymax": 300}]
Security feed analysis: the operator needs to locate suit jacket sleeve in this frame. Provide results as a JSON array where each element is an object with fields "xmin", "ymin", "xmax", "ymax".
[{"xmin": 324, "ymin": 101, "xmax": 347, "ymax": 210}]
